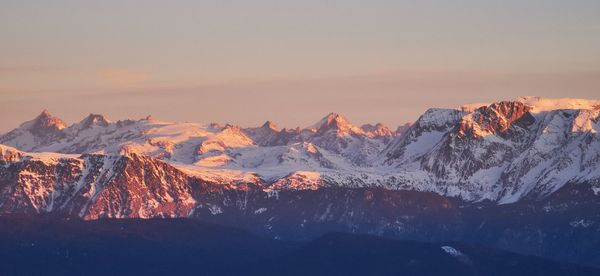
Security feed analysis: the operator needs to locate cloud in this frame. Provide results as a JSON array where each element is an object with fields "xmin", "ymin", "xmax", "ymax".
[{"xmin": 97, "ymin": 69, "xmax": 150, "ymax": 87}]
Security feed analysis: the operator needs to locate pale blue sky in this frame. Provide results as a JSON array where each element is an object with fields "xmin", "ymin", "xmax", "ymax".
[{"xmin": 1, "ymin": 0, "xmax": 599, "ymax": 131}]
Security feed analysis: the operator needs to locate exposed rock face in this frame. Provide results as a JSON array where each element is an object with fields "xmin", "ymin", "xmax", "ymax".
[
  {"xmin": 3, "ymin": 150, "xmax": 598, "ymax": 267},
  {"xmin": 243, "ymin": 121, "xmax": 281, "ymax": 146},
  {"xmin": 383, "ymin": 98, "xmax": 600, "ymax": 203},
  {"xmin": 0, "ymin": 97, "xmax": 599, "ymax": 206},
  {"xmin": 0, "ymin": 151, "xmax": 199, "ymax": 219},
  {"xmin": 0, "ymin": 97, "xmax": 599, "ymax": 268},
  {"xmin": 29, "ymin": 110, "xmax": 67, "ymax": 137},
  {"xmin": 457, "ymin": 101, "xmax": 535, "ymax": 138},
  {"xmin": 384, "ymin": 108, "xmax": 464, "ymax": 162}
]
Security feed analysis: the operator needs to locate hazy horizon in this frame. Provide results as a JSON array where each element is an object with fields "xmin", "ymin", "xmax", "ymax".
[{"xmin": 2, "ymin": 1, "xmax": 599, "ymax": 132}]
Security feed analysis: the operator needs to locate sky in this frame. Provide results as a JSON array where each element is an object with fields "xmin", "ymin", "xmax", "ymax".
[{"xmin": 1, "ymin": 0, "xmax": 599, "ymax": 132}]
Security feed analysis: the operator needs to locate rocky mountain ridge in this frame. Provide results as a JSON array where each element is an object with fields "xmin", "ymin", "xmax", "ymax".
[
  {"xmin": 1, "ymin": 96, "xmax": 599, "ymax": 208},
  {"xmin": 1, "ymin": 97, "xmax": 600, "ymax": 266}
]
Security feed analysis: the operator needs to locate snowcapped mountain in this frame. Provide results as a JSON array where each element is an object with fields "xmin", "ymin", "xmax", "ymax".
[
  {"xmin": 0, "ymin": 110, "xmax": 395, "ymax": 182},
  {"xmin": 2, "ymin": 96, "xmax": 599, "ymax": 270},
  {"xmin": 1, "ymin": 96, "xmax": 599, "ymax": 211},
  {"xmin": 0, "ymin": 110, "xmax": 67, "ymax": 150},
  {"xmin": 0, "ymin": 144, "xmax": 199, "ymax": 219},
  {"xmin": 384, "ymin": 96, "xmax": 600, "ymax": 203}
]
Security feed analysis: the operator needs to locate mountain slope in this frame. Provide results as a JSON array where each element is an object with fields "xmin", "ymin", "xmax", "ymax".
[
  {"xmin": 0, "ymin": 110, "xmax": 67, "ymax": 150},
  {"xmin": 0, "ymin": 145, "xmax": 208, "ymax": 219},
  {"xmin": 384, "ymin": 97, "xmax": 600, "ymax": 202},
  {"xmin": 1, "ymin": 96, "xmax": 599, "ymax": 204}
]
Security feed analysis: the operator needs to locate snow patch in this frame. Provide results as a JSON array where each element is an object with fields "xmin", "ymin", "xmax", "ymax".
[
  {"xmin": 207, "ymin": 204, "xmax": 223, "ymax": 215},
  {"xmin": 254, "ymin": 207, "xmax": 267, "ymax": 214},
  {"xmin": 441, "ymin": 246, "xmax": 464, "ymax": 257},
  {"xmin": 517, "ymin": 96, "xmax": 600, "ymax": 113},
  {"xmin": 570, "ymin": 219, "xmax": 594, "ymax": 228}
]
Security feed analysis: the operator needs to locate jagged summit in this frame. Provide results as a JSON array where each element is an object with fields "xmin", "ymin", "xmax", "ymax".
[
  {"xmin": 0, "ymin": 110, "xmax": 67, "ymax": 151},
  {"xmin": 29, "ymin": 110, "xmax": 67, "ymax": 130},
  {"xmin": 20, "ymin": 110, "xmax": 67, "ymax": 138},
  {"xmin": 76, "ymin": 113, "xmax": 110, "ymax": 129},
  {"xmin": 361, "ymin": 123, "xmax": 394, "ymax": 138},
  {"xmin": 261, "ymin": 121, "xmax": 279, "ymax": 131},
  {"xmin": 243, "ymin": 121, "xmax": 284, "ymax": 147},
  {"xmin": 0, "ymin": 96, "xmax": 599, "ymax": 206},
  {"xmin": 458, "ymin": 101, "xmax": 534, "ymax": 138},
  {"xmin": 462, "ymin": 96, "xmax": 600, "ymax": 113},
  {"xmin": 309, "ymin": 112, "xmax": 356, "ymax": 133}
]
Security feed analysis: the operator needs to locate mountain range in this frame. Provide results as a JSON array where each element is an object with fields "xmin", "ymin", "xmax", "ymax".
[{"xmin": 1, "ymin": 96, "xmax": 599, "ymax": 268}]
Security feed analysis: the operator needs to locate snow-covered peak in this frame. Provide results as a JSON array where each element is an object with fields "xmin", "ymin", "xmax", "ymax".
[
  {"xmin": 0, "ymin": 110, "xmax": 68, "ymax": 150},
  {"xmin": 361, "ymin": 123, "xmax": 394, "ymax": 138},
  {"xmin": 1, "ymin": 95, "xmax": 600, "ymax": 205},
  {"xmin": 196, "ymin": 124, "xmax": 255, "ymax": 156},
  {"xmin": 516, "ymin": 96, "xmax": 600, "ymax": 113},
  {"xmin": 461, "ymin": 97, "xmax": 600, "ymax": 114},
  {"xmin": 310, "ymin": 113, "xmax": 347, "ymax": 130},
  {"xmin": 242, "ymin": 121, "xmax": 282, "ymax": 146},
  {"xmin": 415, "ymin": 108, "xmax": 464, "ymax": 130},
  {"xmin": 309, "ymin": 112, "xmax": 363, "ymax": 135},
  {"xmin": 261, "ymin": 121, "xmax": 279, "ymax": 131},
  {"xmin": 456, "ymin": 97, "xmax": 600, "ymax": 138},
  {"xmin": 25, "ymin": 110, "xmax": 68, "ymax": 132},
  {"xmin": 73, "ymin": 114, "xmax": 110, "ymax": 130}
]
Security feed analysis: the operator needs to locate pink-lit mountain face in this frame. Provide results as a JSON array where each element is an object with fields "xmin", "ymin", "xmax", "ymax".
[{"xmin": 0, "ymin": 96, "xmax": 599, "ymax": 219}]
